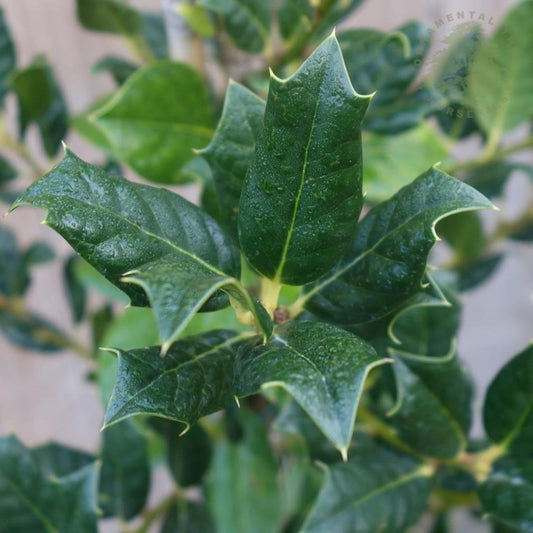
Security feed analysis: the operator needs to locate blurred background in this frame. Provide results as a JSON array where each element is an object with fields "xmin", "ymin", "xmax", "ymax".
[{"xmin": 0, "ymin": 1, "xmax": 532, "ymax": 530}]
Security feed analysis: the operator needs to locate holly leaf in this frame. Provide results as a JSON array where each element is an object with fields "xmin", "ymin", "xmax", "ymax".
[
  {"xmin": 200, "ymin": 81, "xmax": 265, "ymax": 239},
  {"xmin": 0, "ymin": 435, "xmax": 99, "ymax": 533},
  {"xmin": 303, "ymin": 167, "xmax": 494, "ymax": 326},
  {"xmin": 479, "ymin": 456, "xmax": 533, "ymax": 532},
  {"xmin": 198, "ymin": 0, "xmax": 273, "ymax": 54},
  {"xmin": 90, "ymin": 61, "xmax": 213, "ymax": 183},
  {"xmin": 238, "ymin": 34, "xmax": 371, "ymax": 285},
  {"xmin": 11, "ymin": 151, "xmax": 240, "ymax": 308},
  {"xmin": 64, "ymin": 255, "xmax": 88, "ymax": 323},
  {"xmin": 122, "ymin": 257, "xmax": 272, "ymax": 353},
  {"xmin": 483, "ymin": 344, "xmax": 533, "ymax": 455},
  {"xmin": 0, "ymin": 6, "xmax": 16, "ymax": 106},
  {"xmin": 99, "ymin": 419, "xmax": 150, "ymax": 520},
  {"xmin": 104, "ymin": 330, "xmax": 248, "ymax": 429},
  {"xmin": 467, "ymin": 0, "xmax": 533, "ymax": 138},
  {"xmin": 77, "ymin": 0, "xmax": 141, "ymax": 34},
  {"xmin": 9, "ymin": 55, "xmax": 68, "ymax": 157},
  {"xmin": 206, "ymin": 410, "xmax": 282, "ymax": 533},
  {"xmin": 234, "ymin": 320, "xmax": 390, "ymax": 457},
  {"xmin": 384, "ymin": 356, "xmax": 473, "ymax": 459},
  {"xmin": 93, "ymin": 55, "xmax": 138, "ymax": 85},
  {"xmin": 302, "ymin": 446, "xmax": 432, "ymax": 533}
]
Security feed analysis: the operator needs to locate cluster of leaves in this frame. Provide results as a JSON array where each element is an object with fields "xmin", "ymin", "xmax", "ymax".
[{"xmin": 1, "ymin": 0, "xmax": 533, "ymax": 532}]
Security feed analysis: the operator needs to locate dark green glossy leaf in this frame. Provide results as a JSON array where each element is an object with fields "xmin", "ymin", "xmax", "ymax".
[
  {"xmin": 77, "ymin": 0, "xmax": 141, "ymax": 34},
  {"xmin": 207, "ymin": 410, "xmax": 282, "ymax": 533},
  {"xmin": 122, "ymin": 257, "xmax": 272, "ymax": 353},
  {"xmin": 9, "ymin": 55, "xmax": 68, "ymax": 157},
  {"xmin": 437, "ymin": 211, "xmax": 484, "ymax": 261},
  {"xmin": 239, "ymin": 35, "xmax": 370, "ymax": 285},
  {"xmin": 362, "ymin": 123, "xmax": 448, "ymax": 201},
  {"xmin": 302, "ymin": 446, "xmax": 432, "ymax": 533},
  {"xmin": 99, "ymin": 419, "xmax": 150, "ymax": 519},
  {"xmin": 64, "ymin": 255, "xmax": 87, "ymax": 323},
  {"xmin": 12, "ymin": 151, "xmax": 240, "ymax": 307},
  {"xmin": 0, "ymin": 6, "xmax": 15, "ymax": 105},
  {"xmin": 23, "ymin": 242, "xmax": 55, "ymax": 267},
  {"xmin": 0, "ymin": 154, "xmax": 17, "ymax": 184},
  {"xmin": 483, "ymin": 344, "xmax": 533, "ymax": 455},
  {"xmin": 388, "ymin": 282, "xmax": 461, "ymax": 361},
  {"xmin": 93, "ymin": 55, "xmax": 138, "ymax": 85},
  {"xmin": 339, "ymin": 21, "xmax": 442, "ymax": 133},
  {"xmin": 161, "ymin": 501, "xmax": 215, "ymax": 533},
  {"xmin": 104, "ymin": 330, "xmax": 247, "ymax": 428},
  {"xmin": 151, "ymin": 419, "xmax": 211, "ymax": 487},
  {"xmin": 97, "ymin": 306, "xmax": 159, "ymax": 406},
  {"xmin": 385, "ymin": 355, "xmax": 473, "ymax": 459},
  {"xmin": 0, "ymin": 435, "xmax": 98, "ymax": 533},
  {"xmin": 0, "ymin": 226, "xmax": 30, "ymax": 296},
  {"xmin": 467, "ymin": 0, "xmax": 533, "ymax": 136},
  {"xmin": 303, "ymin": 167, "xmax": 494, "ymax": 326},
  {"xmin": 198, "ymin": 0, "xmax": 273, "ymax": 54},
  {"xmin": 479, "ymin": 456, "xmax": 533, "ymax": 531},
  {"xmin": 200, "ymin": 81, "xmax": 265, "ymax": 239},
  {"xmin": 434, "ymin": 464, "xmax": 477, "ymax": 494},
  {"xmin": 0, "ymin": 308, "xmax": 65, "ymax": 352},
  {"xmin": 31, "ymin": 443, "xmax": 94, "ymax": 478},
  {"xmin": 91, "ymin": 61, "xmax": 212, "ymax": 183},
  {"xmin": 142, "ymin": 12, "xmax": 168, "ymax": 59},
  {"xmin": 235, "ymin": 320, "xmax": 389, "ymax": 457},
  {"xmin": 456, "ymin": 253, "xmax": 505, "ymax": 292},
  {"xmin": 277, "ymin": 0, "xmax": 312, "ymax": 40},
  {"xmin": 463, "ymin": 163, "xmax": 533, "ymax": 199}
]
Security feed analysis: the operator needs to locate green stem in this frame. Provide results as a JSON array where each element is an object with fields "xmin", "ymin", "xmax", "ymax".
[
  {"xmin": 132, "ymin": 491, "xmax": 180, "ymax": 533},
  {"xmin": 446, "ymin": 134, "xmax": 533, "ymax": 174}
]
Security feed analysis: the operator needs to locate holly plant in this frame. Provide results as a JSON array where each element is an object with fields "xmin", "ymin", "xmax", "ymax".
[{"xmin": 1, "ymin": 1, "xmax": 533, "ymax": 532}]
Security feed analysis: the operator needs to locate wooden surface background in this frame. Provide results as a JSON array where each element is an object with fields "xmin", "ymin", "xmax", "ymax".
[{"xmin": 0, "ymin": 1, "xmax": 530, "ymax": 531}]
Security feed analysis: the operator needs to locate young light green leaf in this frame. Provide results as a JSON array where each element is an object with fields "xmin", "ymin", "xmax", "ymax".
[
  {"xmin": 0, "ymin": 435, "xmax": 99, "ymax": 533},
  {"xmin": 9, "ymin": 55, "xmax": 68, "ymax": 157},
  {"xmin": 0, "ymin": 6, "xmax": 16, "ymax": 106},
  {"xmin": 104, "ymin": 330, "xmax": 248, "ymax": 429},
  {"xmin": 234, "ymin": 320, "xmax": 390, "ymax": 457},
  {"xmin": 122, "ymin": 257, "xmax": 272, "ymax": 353},
  {"xmin": 176, "ymin": 3, "xmax": 216, "ymax": 38},
  {"xmin": 479, "ymin": 456, "xmax": 533, "ymax": 531},
  {"xmin": 467, "ymin": 0, "xmax": 533, "ymax": 139},
  {"xmin": 99, "ymin": 419, "xmax": 150, "ymax": 520},
  {"xmin": 77, "ymin": 0, "xmax": 142, "ymax": 34},
  {"xmin": 198, "ymin": 0, "xmax": 273, "ymax": 54},
  {"xmin": 385, "ymin": 356, "xmax": 473, "ymax": 459},
  {"xmin": 207, "ymin": 410, "xmax": 282, "ymax": 533},
  {"xmin": 363, "ymin": 123, "xmax": 448, "ymax": 201},
  {"xmin": 11, "ymin": 150, "xmax": 240, "ymax": 308},
  {"xmin": 483, "ymin": 344, "xmax": 533, "ymax": 455},
  {"xmin": 238, "ymin": 34, "xmax": 371, "ymax": 285},
  {"xmin": 91, "ymin": 61, "xmax": 213, "ymax": 183},
  {"xmin": 200, "ymin": 81, "xmax": 265, "ymax": 239},
  {"xmin": 302, "ymin": 447, "xmax": 432, "ymax": 533},
  {"xmin": 302, "ymin": 167, "xmax": 494, "ymax": 326}
]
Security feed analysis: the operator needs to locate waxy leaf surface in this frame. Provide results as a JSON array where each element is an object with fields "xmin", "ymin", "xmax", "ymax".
[
  {"xmin": 238, "ymin": 34, "xmax": 370, "ymax": 285},
  {"xmin": 483, "ymin": 344, "xmax": 533, "ymax": 455},
  {"xmin": 104, "ymin": 330, "xmax": 246, "ymax": 428},
  {"xmin": 198, "ymin": 0, "xmax": 273, "ymax": 53},
  {"xmin": 92, "ymin": 61, "xmax": 212, "ymax": 183},
  {"xmin": 77, "ymin": 0, "xmax": 141, "ymax": 34},
  {"xmin": 303, "ymin": 447, "xmax": 431, "ymax": 533},
  {"xmin": 200, "ymin": 81, "xmax": 265, "ymax": 239},
  {"xmin": 234, "ymin": 320, "xmax": 389, "ymax": 456},
  {"xmin": 0, "ymin": 435, "xmax": 98, "ymax": 533},
  {"xmin": 99, "ymin": 419, "xmax": 150, "ymax": 520},
  {"xmin": 304, "ymin": 167, "xmax": 493, "ymax": 325},
  {"xmin": 479, "ymin": 456, "xmax": 533, "ymax": 532},
  {"xmin": 11, "ymin": 151, "xmax": 240, "ymax": 308},
  {"xmin": 123, "ymin": 257, "xmax": 272, "ymax": 353}
]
